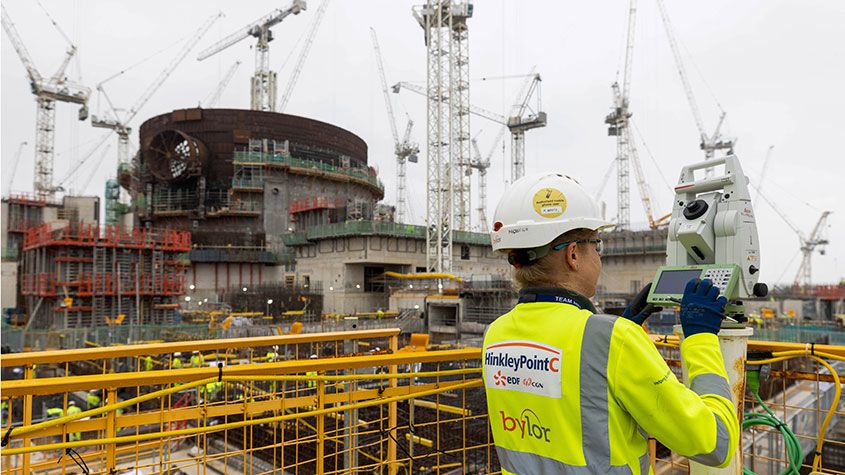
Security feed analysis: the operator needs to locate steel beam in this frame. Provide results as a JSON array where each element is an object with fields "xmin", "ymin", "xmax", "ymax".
[
  {"xmin": 1, "ymin": 348, "xmax": 482, "ymax": 397},
  {"xmin": 0, "ymin": 329, "xmax": 401, "ymax": 367}
]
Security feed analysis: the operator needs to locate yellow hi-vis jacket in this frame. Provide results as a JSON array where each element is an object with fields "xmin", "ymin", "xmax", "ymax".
[{"xmin": 483, "ymin": 288, "xmax": 738, "ymax": 475}]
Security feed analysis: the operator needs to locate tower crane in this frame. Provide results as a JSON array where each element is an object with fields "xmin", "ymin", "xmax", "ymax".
[
  {"xmin": 469, "ymin": 136, "xmax": 491, "ymax": 231},
  {"xmin": 754, "ymin": 190, "xmax": 832, "ymax": 288},
  {"xmin": 656, "ymin": 0, "xmax": 734, "ymax": 177},
  {"xmin": 506, "ymin": 70, "xmax": 545, "ymax": 182},
  {"xmin": 605, "ymin": 0, "xmax": 636, "ymax": 229},
  {"xmin": 3, "ymin": 141, "xmax": 29, "ymax": 196},
  {"xmin": 393, "ymin": 71, "xmax": 545, "ymax": 183},
  {"xmin": 92, "ymin": 13, "xmax": 222, "ymax": 169},
  {"xmin": 279, "ymin": 0, "xmax": 330, "ymax": 112},
  {"xmin": 2, "ymin": 4, "xmax": 90, "ymax": 200},
  {"xmin": 604, "ymin": 0, "xmax": 667, "ymax": 230},
  {"xmin": 203, "ymin": 61, "xmax": 241, "ymax": 108},
  {"xmin": 795, "ymin": 212, "xmax": 832, "ymax": 288},
  {"xmin": 197, "ymin": 0, "xmax": 306, "ymax": 112},
  {"xmin": 370, "ymin": 28, "xmax": 419, "ymax": 224}
]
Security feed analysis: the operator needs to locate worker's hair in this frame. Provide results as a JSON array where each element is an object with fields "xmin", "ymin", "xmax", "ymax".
[{"xmin": 512, "ymin": 228, "xmax": 597, "ymax": 290}]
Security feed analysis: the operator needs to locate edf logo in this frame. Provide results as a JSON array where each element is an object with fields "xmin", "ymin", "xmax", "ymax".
[{"xmin": 493, "ymin": 370, "xmax": 522, "ymax": 386}]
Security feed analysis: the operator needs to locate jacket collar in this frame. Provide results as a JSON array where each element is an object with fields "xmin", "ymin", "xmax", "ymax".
[{"xmin": 518, "ymin": 287, "xmax": 597, "ymax": 313}]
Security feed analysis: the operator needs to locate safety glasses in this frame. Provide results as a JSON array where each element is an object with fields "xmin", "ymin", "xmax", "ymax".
[{"xmin": 551, "ymin": 238, "xmax": 604, "ymax": 256}]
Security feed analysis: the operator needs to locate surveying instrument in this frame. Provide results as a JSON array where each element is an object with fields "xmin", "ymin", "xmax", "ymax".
[
  {"xmin": 647, "ymin": 155, "xmax": 769, "ymax": 324},
  {"xmin": 648, "ymin": 155, "xmax": 770, "ymax": 474}
]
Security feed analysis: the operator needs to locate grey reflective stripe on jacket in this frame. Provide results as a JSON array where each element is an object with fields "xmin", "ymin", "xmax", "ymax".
[
  {"xmin": 687, "ymin": 372, "xmax": 732, "ymax": 465},
  {"xmin": 688, "ymin": 414, "xmax": 730, "ymax": 466},
  {"xmin": 497, "ymin": 314, "xmax": 649, "ymax": 475},
  {"xmin": 690, "ymin": 373, "xmax": 732, "ymax": 402}
]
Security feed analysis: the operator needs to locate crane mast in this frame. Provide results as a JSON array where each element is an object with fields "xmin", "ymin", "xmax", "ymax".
[
  {"xmin": 279, "ymin": 0, "xmax": 330, "ymax": 112},
  {"xmin": 412, "ymin": 0, "xmax": 473, "ymax": 272},
  {"xmin": 197, "ymin": 0, "xmax": 306, "ymax": 112},
  {"xmin": 605, "ymin": 0, "xmax": 666, "ymax": 230},
  {"xmin": 371, "ymin": 27, "xmax": 419, "ymax": 223},
  {"xmin": 2, "ymin": 4, "xmax": 90, "ymax": 200},
  {"xmin": 203, "ymin": 61, "xmax": 242, "ymax": 108},
  {"xmin": 507, "ymin": 70, "xmax": 545, "ymax": 181},
  {"xmin": 655, "ymin": 0, "xmax": 733, "ymax": 177},
  {"xmin": 469, "ymin": 137, "xmax": 489, "ymax": 231},
  {"xmin": 605, "ymin": 0, "xmax": 636, "ymax": 229}
]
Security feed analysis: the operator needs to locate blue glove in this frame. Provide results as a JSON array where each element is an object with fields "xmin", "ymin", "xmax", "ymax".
[
  {"xmin": 622, "ymin": 283, "xmax": 663, "ymax": 325},
  {"xmin": 680, "ymin": 278, "xmax": 727, "ymax": 337}
]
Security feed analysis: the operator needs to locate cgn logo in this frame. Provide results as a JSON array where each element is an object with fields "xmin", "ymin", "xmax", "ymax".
[{"xmin": 500, "ymin": 408, "xmax": 551, "ymax": 442}]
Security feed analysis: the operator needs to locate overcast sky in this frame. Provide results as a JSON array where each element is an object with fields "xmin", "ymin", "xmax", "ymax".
[{"xmin": 2, "ymin": 0, "xmax": 843, "ymax": 286}]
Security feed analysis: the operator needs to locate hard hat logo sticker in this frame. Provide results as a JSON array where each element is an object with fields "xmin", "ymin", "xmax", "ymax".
[{"xmin": 532, "ymin": 188, "xmax": 567, "ymax": 218}]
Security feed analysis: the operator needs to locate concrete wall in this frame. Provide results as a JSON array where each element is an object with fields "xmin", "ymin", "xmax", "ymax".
[
  {"xmin": 598, "ymin": 228, "xmax": 669, "ymax": 297},
  {"xmin": 1, "ymin": 261, "xmax": 18, "ymax": 309},
  {"xmin": 293, "ymin": 234, "xmax": 509, "ymax": 314},
  {"xmin": 187, "ymin": 262, "xmax": 284, "ymax": 293},
  {"xmin": 599, "ymin": 253, "xmax": 666, "ymax": 295},
  {"xmin": 62, "ymin": 196, "xmax": 100, "ymax": 225}
]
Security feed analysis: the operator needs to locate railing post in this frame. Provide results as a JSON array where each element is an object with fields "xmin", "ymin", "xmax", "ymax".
[
  {"xmin": 387, "ymin": 334, "xmax": 399, "ymax": 475},
  {"xmin": 21, "ymin": 365, "xmax": 33, "ymax": 474},
  {"xmin": 106, "ymin": 387, "xmax": 117, "ymax": 470},
  {"xmin": 316, "ymin": 372, "xmax": 325, "ymax": 475}
]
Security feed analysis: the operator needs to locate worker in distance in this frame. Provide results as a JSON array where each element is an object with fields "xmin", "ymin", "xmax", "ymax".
[{"xmin": 483, "ymin": 172, "xmax": 738, "ymax": 474}]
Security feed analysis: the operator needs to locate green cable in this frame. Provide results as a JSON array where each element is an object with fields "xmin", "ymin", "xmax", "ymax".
[{"xmin": 742, "ymin": 391, "xmax": 803, "ymax": 475}]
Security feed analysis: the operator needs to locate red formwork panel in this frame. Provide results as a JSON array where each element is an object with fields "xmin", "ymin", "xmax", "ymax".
[
  {"xmin": 23, "ymin": 224, "xmax": 191, "ymax": 252},
  {"xmin": 289, "ymin": 196, "xmax": 342, "ymax": 214}
]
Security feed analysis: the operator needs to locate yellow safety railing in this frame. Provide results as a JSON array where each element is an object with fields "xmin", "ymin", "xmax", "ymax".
[
  {"xmin": 1, "ymin": 334, "xmax": 492, "ymax": 475},
  {"xmin": 2, "ymin": 332, "xmax": 843, "ymax": 474}
]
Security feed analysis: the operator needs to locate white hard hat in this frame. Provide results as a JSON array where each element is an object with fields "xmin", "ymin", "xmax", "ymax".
[
  {"xmin": 174, "ymin": 352, "xmax": 181, "ymax": 357},
  {"xmin": 273, "ymin": 345, "xmax": 279, "ymax": 351},
  {"xmin": 192, "ymin": 351, "xmax": 199, "ymax": 354},
  {"xmin": 310, "ymin": 354, "xmax": 318, "ymax": 359},
  {"xmin": 491, "ymin": 172, "xmax": 612, "ymax": 253},
  {"xmin": 68, "ymin": 400, "xmax": 76, "ymax": 406}
]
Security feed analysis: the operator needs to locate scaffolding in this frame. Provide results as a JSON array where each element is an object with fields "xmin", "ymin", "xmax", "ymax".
[
  {"xmin": 20, "ymin": 223, "xmax": 191, "ymax": 329},
  {"xmin": 232, "ymin": 150, "xmax": 384, "ymax": 193}
]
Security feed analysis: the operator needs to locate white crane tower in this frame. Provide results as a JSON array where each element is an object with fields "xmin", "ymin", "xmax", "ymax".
[
  {"xmin": 197, "ymin": 1, "xmax": 306, "ymax": 112},
  {"xmin": 394, "ymin": 70, "xmax": 544, "ymax": 184},
  {"xmin": 656, "ymin": 0, "xmax": 734, "ymax": 177},
  {"xmin": 1, "ymin": 4, "xmax": 91, "ymax": 200},
  {"xmin": 505, "ymin": 71, "xmax": 545, "ymax": 182},
  {"xmin": 794, "ymin": 212, "xmax": 832, "ymax": 288},
  {"xmin": 469, "ymin": 136, "xmax": 490, "ymax": 231},
  {"xmin": 605, "ymin": 0, "xmax": 665, "ymax": 230},
  {"xmin": 370, "ymin": 28, "xmax": 419, "ymax": 224},
  {"xmin": 92, "ymin": 13, "xmax": 222, "ymax": 169},
  {"xmin": 411, "ymin": 0, "xmax": 473, "ymax": 272}
]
